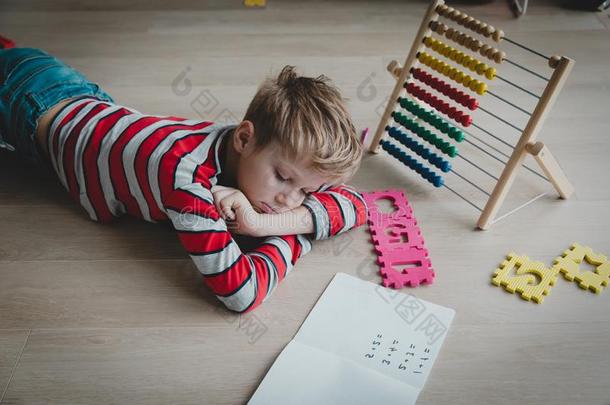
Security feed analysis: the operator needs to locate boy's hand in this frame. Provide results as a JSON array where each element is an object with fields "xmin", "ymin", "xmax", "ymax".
[{"xmin": 211, "ymin": 185, "xmax": 263, "ymax": 237}]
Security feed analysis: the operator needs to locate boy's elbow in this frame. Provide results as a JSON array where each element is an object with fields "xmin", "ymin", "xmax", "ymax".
[{"xmin": 216, "ymin": 293, "xmax": 258, "ymax": 313}]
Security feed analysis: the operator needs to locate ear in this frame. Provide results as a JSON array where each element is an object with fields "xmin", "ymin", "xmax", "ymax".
[{"xmin": 232, "ymin": 120, "xmax": 256, "ymax": 156}]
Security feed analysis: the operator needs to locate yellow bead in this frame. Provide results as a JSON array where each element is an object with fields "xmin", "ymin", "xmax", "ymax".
[
  {"xmin": 424, "ymin": 37, "xmax": 434, "ymax": 47},
  {"xmin": 442, "ymin": 64, "xmax": 451, "ymax": 76},
  {"xmin": 485, "ymin": 67, "xmax": 497, "ymax": 80},
  {"xmin": 462, "ymin": 55, "xmax": 472, "ymax": 67},
  {"xmin": 454, "ymin": 71, "xmax": 465, "ymax": 83},
  {"xmin": 462, "ymin": 75, "xmax": 473, "ymax": 87},
  {"xmin": 468, "ymin": 58, "xmax": 478, "ymax": 71},
  {"xmin": 475, "ymin": 62, "xmax": 487, "ymax": 75},
  {"xmin": 477, "ymin": 82, "xmax": 488, "ymax": 95},
  {"xmin": 469, "ymin": 80, "xmax": 479, "ymax": 92},
  {"xmin": 455, "ymin": 52, "xmax": 465, "ymax": 64},
  {"xmin": 449, "ymin": 49, "xmax": 458, "ymax": 60}
]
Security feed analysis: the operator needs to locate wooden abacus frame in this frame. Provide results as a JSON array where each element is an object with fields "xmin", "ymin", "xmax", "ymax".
[{"xmin": 369, "ymin": 0, "xmax": 574, "ymax": 230}]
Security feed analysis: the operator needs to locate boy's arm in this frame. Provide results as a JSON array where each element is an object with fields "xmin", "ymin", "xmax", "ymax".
[
  {"xmin": 163, "ymin": 183, "xmax": 312, "ymax": 313},
  {"xmin": 252, "ymin": 185, "xmax": 368, "ymax": 240},
  {"xmin": 301, "ymin": 184, "xmax": 368, "ymax": 240}
]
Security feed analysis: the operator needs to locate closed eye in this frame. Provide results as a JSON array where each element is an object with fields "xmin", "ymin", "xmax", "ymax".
[{"xmin": 275, "ymin": 170, "xmax": 288, "ymax": 182}]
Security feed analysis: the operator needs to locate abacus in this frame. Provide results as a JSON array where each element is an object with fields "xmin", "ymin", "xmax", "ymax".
[{"xmin": 369, "ymin": 0, "xmax": 574, "ymax": 230}]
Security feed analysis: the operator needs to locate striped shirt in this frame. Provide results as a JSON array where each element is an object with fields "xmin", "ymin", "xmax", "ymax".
[{"xmin": 46, "ymin": 97, "xmax": 368, "ymax": 312}]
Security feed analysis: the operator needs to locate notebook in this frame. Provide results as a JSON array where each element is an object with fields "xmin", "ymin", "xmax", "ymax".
[{"xmin": 249, "ymin": 272, "xmax": 455, "ymax": 404}]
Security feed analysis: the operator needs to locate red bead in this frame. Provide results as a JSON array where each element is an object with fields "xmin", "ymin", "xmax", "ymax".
[
  {"xmin": 462, "ymin": 115, "xmax": 473, "ymax": 127},
  {"xmin": 468, "ymin": 98, "xmax": 477, "ymax": 110}
]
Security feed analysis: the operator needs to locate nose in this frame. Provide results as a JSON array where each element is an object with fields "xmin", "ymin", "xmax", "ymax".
[{"xmin": 275, "ymin": 189, "xmax": 305, "ymax": 211}]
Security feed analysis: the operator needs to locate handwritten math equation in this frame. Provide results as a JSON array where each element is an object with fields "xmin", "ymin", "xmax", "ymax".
[{"xmin": 364, "ymin": 334, "xmax": 431, "ymax": 375}]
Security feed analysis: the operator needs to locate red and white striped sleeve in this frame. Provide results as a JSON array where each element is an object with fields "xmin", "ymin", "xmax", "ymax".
[
  {"xmin": 301, "ymin": 184, "xmax": 368, "ymax": 240},
  {"xmin": 163, "ymin": 182, "xmax": 312, "ymax": 313}
]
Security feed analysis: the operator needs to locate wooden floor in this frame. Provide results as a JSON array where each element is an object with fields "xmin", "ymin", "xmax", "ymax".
[{"xmin": 1, "ymin": 1, "xmax": 609, "ymax": 403}]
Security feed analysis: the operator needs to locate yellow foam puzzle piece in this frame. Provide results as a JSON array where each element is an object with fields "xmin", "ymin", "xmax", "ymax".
[
  {"xmin": 244, "ymin": 0, "xmax": 266, "ymax": 7},
  {"xmin": 491, "ymin": 253, "xmax": 559, "ymax": 304},
  {"xmin": 552, "ymin": 243, "xmax": 610, "ymax": 294}
]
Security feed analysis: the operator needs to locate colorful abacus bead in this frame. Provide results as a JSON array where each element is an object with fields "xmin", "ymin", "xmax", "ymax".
[
  {"xmin": 391, "ymin": 110, "xmax": 459, "ymax": 158},
  {"xmin": 380, "ymin": 140, "xmax": 444, "ymax": 187},
  {"xmin": 396, "ymin": 97, "xmax": 467, "ymax": 143},
  {"xmin": 406, "ymin": 82, "xmax": 473, "ymax": 127},
  {"xmin": 410, "ymin": 68, "xmax": 480, "ymax": 112},
  {"xmin": 385, "ymin": 126, "xmax": 452, "ymax": 173}
]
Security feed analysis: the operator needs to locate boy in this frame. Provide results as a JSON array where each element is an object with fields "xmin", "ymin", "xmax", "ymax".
[{"xmin": 0, "ymin": 48, "xmax": 368, "ymax": 313}]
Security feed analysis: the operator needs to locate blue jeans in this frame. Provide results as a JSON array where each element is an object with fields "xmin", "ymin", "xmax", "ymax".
[{"xmin": 0, "ymin": 48, "xmax": 114, "ymax": 166}]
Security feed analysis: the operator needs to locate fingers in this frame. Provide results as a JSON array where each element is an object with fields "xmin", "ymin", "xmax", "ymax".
[
  {"xmin": 214, "ymin": 192, "xmax": 237, "ymax": 221},
  {"xmin": 216, "ymin": 196, "xmax": 236, "ymax": 221},
  {"xmin": 211, "ymin": 186, "xmax": 236, "ymax": 220}
]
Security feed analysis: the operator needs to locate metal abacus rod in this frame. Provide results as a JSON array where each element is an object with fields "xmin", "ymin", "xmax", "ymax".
[
  {"xmin": 503, "ymin": 38, "xmax": 550, "ymax": 60},
  {"xmin": 418, "ymin": 37, "xmax": 543, "ymax": 101},
  {"xmin": 486, "ymin": 90, "xmax": 532, "ymax": 116},
  {"xmin": 400, "ymin": 57, "xmax": 550, "ymax": 180},
  {"xmin": 470, "ymin": 123, "xmax": 514, "ymax": 149},
  {"xmin": 443, "ymin": 183, "xmax": 485, "ymax": 211},
  {"xmin": 369, "ymin": 0, "xmax": 574, "ymax": 229},
  {"xmin": 477, "ymin": 106, "xmax": 525, "ymax": 132},
  {"xmin": 427, "ymin": 20, "xmax": 552, "ymax": 80},
  {"xmin": 504, "ymin": 59, "xmax": 550, "ymax": 81},
  {"xmin": 463, "ymin": 132, "xmax": 549, "ymax": 181},
  {"xmin": 395, "ymin": 76, "xmax": 549, "ymax": 182},
  {"xmin": 384, "ymin": 107, "xmax": 551, "ymax": 218},
  {"xmin": 396, "ymin": 103, "xmax": 548, "ymax": 181},
  {"xmin": 396, "ymin": 74, "xmax": 549, "ymax": 189},
  {"xmin": 395, "ymin": 97, "xmax": 548, "ymax": 181},
  {"xmin": 495, "ymin": 76, "xmax": 541, "ymax": 98},
  {"xmin": 434, "ymin": 3, "xmax": 554, "ymax": 62}
]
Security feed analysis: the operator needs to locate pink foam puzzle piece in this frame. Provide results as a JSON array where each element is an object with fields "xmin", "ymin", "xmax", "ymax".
[
  {"xmin": 369, "ymin": 215, "xmax": 426, "ymax": 251},
  {"xmin": 377, "ymin": 246, "xmax": 435, "ymax": 288},
  {"xmin": 362, "ymin": 189, "xmax": 435, "ymax": 289},
  {"xmin": 362, "ymin": 190, "xmax": 414, "ymax": 223}
]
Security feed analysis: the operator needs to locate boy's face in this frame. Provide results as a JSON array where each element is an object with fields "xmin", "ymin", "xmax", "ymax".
[{"xmin": 227, "ymin": 121, "xmax": 335, "ymax": 215}]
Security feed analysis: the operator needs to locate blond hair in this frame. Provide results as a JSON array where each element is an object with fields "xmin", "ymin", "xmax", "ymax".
[{"xmin": 243, "ymin": 65, "xmax": 362, "ymax": 182}]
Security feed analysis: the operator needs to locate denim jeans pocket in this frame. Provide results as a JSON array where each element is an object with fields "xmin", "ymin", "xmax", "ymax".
[
  {"xmin": 26, "ymin": 79, "xmax": 91, "ymax": 111},
  {"xmin": 2, "ymin": 54, "xmax": 54, "ymax": 85}
]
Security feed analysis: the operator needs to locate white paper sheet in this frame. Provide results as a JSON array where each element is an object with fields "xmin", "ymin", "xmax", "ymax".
[{"xmin": 249, "ymin": 273, "xmax": 455, "ymax": 405}]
